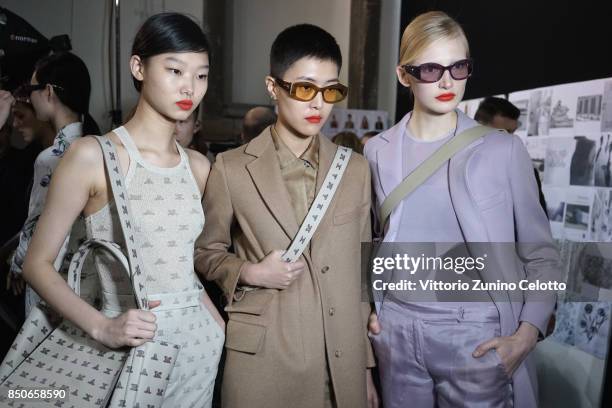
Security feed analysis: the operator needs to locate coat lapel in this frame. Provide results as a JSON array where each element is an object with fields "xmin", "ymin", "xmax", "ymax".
[
  {"xmin": 448, "ymin": 110, "xmax": 514, "ymax": 309},
  {"xmin": 448, "ymin": 110, "xmax": 488, "ymax": 242},
  {"xmin": 377, "ymin": 113, "xmax": 409, "ymax": 197},
  {"xmin": 377, "ymin": 113, "xmax": 410, "ymax": 241},
  {"xmin": 245, "ymin": 128, "xmax": 300, "ymax": 241}
]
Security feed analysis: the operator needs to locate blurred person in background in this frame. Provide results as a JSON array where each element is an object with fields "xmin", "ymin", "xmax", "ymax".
[
  {"xmin": 241, "ymin": 105, "xmax": 276, "ymax": 143},
  {"xmin": 332, "ymin": 130, "xmax": 363, "ymax": 154},
  {"xmin": 475, "ymin": 96, "xmax": 547, "ymax": 216}
]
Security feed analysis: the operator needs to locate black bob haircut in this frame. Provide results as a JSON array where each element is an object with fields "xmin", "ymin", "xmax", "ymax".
[
  {"xmin": 131, "ymin": 12, "xmax": 210, "ymax": 92},
  {"xmin": 474, "ymin": 96, "xmax": 521, "ymax": 124},
  {"xmin": 270, "ymin": 24, "xmax": 342, "ymax": 79}
]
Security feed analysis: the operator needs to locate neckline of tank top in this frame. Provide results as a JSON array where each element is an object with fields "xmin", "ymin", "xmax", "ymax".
[
  {"xmin": 404, "ymin": 126, "xmax": 456, "ymax": 144},
  {"xmin": 113, "ymin": 126, "xmax": 187, "ymax": 174}
]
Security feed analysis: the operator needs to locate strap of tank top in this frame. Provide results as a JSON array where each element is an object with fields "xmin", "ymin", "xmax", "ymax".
[
  {"xmin": 94, "ymin": 135, "xmax": 150, "ymax": 311},
  {"xmin": 175, "ymin": 142, "xmax": 189, "ymax": 164},
  {"xmin": 114, "ymin": 125, "xmax": 188, "ymax": 167},
  {"xmin": 113, "ymin": 126, "xmax": 141, "ymax": 158}
]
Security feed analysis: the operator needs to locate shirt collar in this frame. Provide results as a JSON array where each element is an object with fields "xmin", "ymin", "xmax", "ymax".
[
  {"xmin": 55, "ymin": 122, "xmax": 83, "ymax": 145},
  {"xmin": 271, "ymin": 126, "xmax": 319, "ymax": 170}
]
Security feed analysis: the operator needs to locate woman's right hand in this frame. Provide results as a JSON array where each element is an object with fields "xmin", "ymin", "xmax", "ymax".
[
  {"xmin": 93, "ymin": 308, "xmax": 158, "ymax": 349},
  {"xmin": 368, "ymin": 312, "xmax": 381, "ymax": 335}
]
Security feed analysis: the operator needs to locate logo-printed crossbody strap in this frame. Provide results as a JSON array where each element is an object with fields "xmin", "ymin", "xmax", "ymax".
[
  {"xmin": 94, "ymin": 135, "xmax": 150, "ymax": 311},
  {"xmin": 282, "ymin": 146, "xmax": 352, "ymax": 263}
]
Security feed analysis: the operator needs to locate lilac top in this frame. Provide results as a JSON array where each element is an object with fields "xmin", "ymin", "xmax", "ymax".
[
  {"xmin": 391, "ymin": 124, "xmax": 494, "ymax": 304},
  {"xmin": 396, "ymin": 126, "xmax": 464, "ymax": 243}
]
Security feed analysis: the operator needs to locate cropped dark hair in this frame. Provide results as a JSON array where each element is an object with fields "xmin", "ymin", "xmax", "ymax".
[
  {"xmin": 270, "ymin": 24, "xmax": 342, "ymax": 78},
  {"xmin": 474, "ymin": 96, "xmax": 521, "ymax": 124},
  {"xmin": 35, "ymin": 52, "xmax": 100, "ymax": 135},
  {"xmin": 131, "ymin": 12, "xmax": 210, "ymax": 91}
]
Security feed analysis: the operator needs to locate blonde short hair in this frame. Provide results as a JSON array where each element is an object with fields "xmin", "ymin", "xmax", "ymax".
[{"xmin": 398, "ymin": 11, "xmax": 469, "ymax": 66}]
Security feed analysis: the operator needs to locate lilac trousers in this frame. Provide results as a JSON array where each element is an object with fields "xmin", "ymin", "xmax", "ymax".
[{"xmin": 370, "ymin": 301, "xmax": 513, "ymax": 408}]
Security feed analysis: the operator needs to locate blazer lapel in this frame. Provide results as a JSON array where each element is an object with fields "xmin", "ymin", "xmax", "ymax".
[
  {"xmin": 448, "ymin": 110, "xmax": 489, "ymax": 242},
  {"xmin": 245, "ymin": 129, "xmax": 300, "ymax": 241},
  {"xmin": 377, "ymin": 113, "xmax": 409, "ymax": 197},
  {"xmin": 448, "ymin": 111, "xmax": 513, "ymax": 306},
  {"xmin": 377, "ymin": 113, "xmax": 410, "ymax": 241}
]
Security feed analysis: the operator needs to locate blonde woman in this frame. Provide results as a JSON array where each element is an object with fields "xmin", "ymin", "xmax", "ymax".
[{"xmin": 365, "ymin": 11, "xmax": 559, "ymax": 408}]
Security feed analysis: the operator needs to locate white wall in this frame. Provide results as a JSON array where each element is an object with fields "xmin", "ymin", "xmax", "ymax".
[
  {"xmin": 5, "ymin": 0, "xmax": 400, "ymax": 127},
  {"xmin": 231, "ymin": 0, "xmax": 351, "ymax": 108},
  {"xmin": 3, "ymin": 0, "xmax": 203, "ymax": 132}
]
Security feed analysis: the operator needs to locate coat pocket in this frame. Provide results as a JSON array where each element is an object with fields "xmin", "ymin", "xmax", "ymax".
[
  {"xmin": 226, "ymin": 289, "xmax": 275, "ymax": 315},
  {"xmin": 333, "ymin": 202, "xmax": 369, "ymax": 225},
  {"xmin": 225, "ymin": 320, "xmax": 266, "ymax": 354}
]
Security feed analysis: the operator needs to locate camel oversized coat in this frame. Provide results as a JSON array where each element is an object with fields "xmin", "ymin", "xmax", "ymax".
[{"xmin": 195, "ymin": 128, "xmax": 374, "ymax": 408}]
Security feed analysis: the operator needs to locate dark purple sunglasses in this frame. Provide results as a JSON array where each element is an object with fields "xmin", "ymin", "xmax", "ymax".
[{"xmin": 402, "ymin": 58, "xmax": 473, "ymax": 83}]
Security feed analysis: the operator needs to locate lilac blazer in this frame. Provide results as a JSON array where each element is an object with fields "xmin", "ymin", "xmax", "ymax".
[{"xmin": 364, "ymin": 110, "xmax": 561, "ymax": 408}]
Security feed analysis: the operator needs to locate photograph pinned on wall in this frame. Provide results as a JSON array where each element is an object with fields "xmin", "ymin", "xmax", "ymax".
[
  {"xmin": 525, "ymin": 138, "xmax": 547, "ymax": 180},
  {"xmin": 601, "ymin": 80, "xmax": 612, "ymax": 132},
  {"xmin": 569, "ymin": 134, "xmax": 603, "ymax": 187},
  {"xmin": 563, "ymin": 187, "xmax": 593, "ymax": 241},
  {"xmin": 548, "ymin": 83, "xmax": 577, "ymax": 136},
  {"xmin": 556, "ymin": 238, "xmax": 573, "ymax": 283},
  {"xmin": 551, "ymin": 292, "xmax": 580, "ymax": 347},
  {"xmin": 591, "ymin": 133, "xmax": 612, "ymax": 187},
  {"xmin": 551, "ymin": 289, "xmax": 612, "ymax": 359},
  {"xmin": 574, "ymin": 79, "xmax": 605, "ymax": 134},
  {"xmin": 543, "ymin": 137, "xmax": 575, "ymax": 186},
  {"xmin": 543, "ymin": 186, "xmax": 566, "ymax": 238},
  {"xmin": 527, "ymin": 88, "xmax": 553, "ymax": 136},
  {"xmin": 590, "ymin": 189, "xmax": 612, "ymax": 242},
  {"xmin": 574, "ymin": 301, "xmax": 611, "ymax": 359},
  {"xmin": 322, "ymin": 108, "xmax": 389, "ymax": 139},
  {"xmin": 570, "ymin": 242, "xmax": 612, "ymax": 294},
  {"xmin": 509, "ymin": 90, "xmax": 531, "ymax": 138}
]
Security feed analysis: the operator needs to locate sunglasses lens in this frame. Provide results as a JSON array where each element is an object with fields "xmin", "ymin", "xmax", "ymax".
[
  {"xmin": 323, "ymin": 87, "xmax": 346, "ymax": 103},
  {"xmin": 293, "ymin": 84, "xmax": 317, "ymax": 101},
  {"xmin": 450, "ymin": 60, "xmax": 471, "ymax": 80},
  {"xmin": 419, "ymin": 64, "xmax": 444, "ymax": 82}
]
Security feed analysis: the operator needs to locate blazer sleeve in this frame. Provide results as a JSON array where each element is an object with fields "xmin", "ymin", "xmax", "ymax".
[
  {"xmin": 359, "ymin": 161, "xmax": 376, "ymax": 368},
  {"xmin": 194, "ymin": 153, "xmax": 246, "ymax": 305},
  {"xmin": 509, "ymin": 135, "xmax": 561, "ymax": 336}
]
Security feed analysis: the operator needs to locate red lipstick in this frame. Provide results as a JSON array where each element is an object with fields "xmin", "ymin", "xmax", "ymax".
[
  {"xmin": 306, "ymin": 116, "xmax": 322, "ymax": 124},
  {"xmin": 176, "ymin": 100, "xmax": 193, "ymax": 110},
  {"xmin": 436, "ymin": 93, "xmax": 456, "ymax": 102}
]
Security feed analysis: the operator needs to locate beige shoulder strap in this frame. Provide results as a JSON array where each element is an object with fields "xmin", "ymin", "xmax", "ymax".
[{"xmin": 379, "ymin": 125, "xmax": 499, "ymax": 228}]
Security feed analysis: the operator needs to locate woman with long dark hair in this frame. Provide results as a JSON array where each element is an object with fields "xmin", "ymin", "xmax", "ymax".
[
  {"xmin": 9, "ymin": 51, "xmax": 100, "ymax": 315},
  {"xmin": 20, "ymin": 13, "xmax": 223, "ymax": 406}
]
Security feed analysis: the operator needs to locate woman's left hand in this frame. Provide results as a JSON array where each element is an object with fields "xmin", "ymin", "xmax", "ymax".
[{"xmin": 472, "ymin": 321, "xmax": 539, "ymax": 377}]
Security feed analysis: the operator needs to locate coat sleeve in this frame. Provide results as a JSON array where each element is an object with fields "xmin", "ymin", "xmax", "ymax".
[
  {"xmin": 509, "ymin": 135, "xmax": 560, "ymax": 336},
  {"xmin": 194, "ymin": 153, "xmax": 246, "ymax": 306},
  {"xmin": 359, "ymin": 160, "xmax": 376, "ymax": 368}
]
